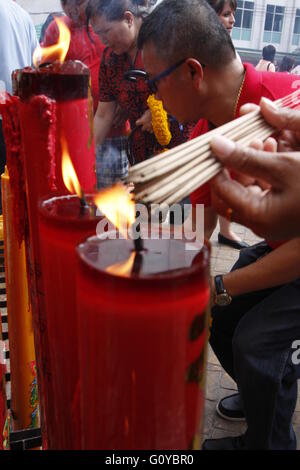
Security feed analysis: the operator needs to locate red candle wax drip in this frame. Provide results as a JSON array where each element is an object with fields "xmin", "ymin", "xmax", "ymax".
[
  {"xmin": 38, "ymin": 195, "xmax": 102, "ymax": 450},
  {"xmin": 76, "ymin": 235, "xmax": 210, "ymax": 450}
]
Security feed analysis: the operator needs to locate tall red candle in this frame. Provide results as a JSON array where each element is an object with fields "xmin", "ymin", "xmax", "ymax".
[
  {"xmin": 10, "ymin": 61, "xmax": 96, "ymax": 446},
  {"xmin": 38, "ymin": 195, "xmax": 102, "ymax": 449},
  {"xmin": 77, "ymin": 234, "xmax": 210, "ymax": 449}
]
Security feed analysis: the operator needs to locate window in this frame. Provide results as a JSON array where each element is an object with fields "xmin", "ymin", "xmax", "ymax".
[
  {"xmin": 293, "ymin": 9, "xmax": 300, "ymax": 47},
  {"xmin": 35, "ymin": 24, "xmax": 43, "ymax": 42},
  {"xmin": 232, "ymin": 1, "xmax": 254, "ymax": 41},
  {"xmin": 263, "ymin": 4, "xmax": 285, "ymax": 44}
]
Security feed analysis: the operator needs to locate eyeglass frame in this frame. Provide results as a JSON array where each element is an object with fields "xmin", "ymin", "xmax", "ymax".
[
  {"xmin": 147, "ymin": 58, "xmax": 206, "ymax": 93},
  {"xmin": 124, "ymin": 58, "xmax": 206, "ymax": 93}
]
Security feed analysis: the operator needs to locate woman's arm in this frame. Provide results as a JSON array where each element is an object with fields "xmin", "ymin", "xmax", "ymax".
[
  {"xmin": 219, "ymin": 238, "xmax": 300, "ymax": 298},
  {"xmin": 94, "ymin": 101, "xmax": 117, "ymax": 146}
]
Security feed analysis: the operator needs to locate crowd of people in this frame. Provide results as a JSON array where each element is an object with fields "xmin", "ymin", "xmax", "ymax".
[{"xmin": 1, "ymin": 0, "xmax": 300, "ymax": 451}]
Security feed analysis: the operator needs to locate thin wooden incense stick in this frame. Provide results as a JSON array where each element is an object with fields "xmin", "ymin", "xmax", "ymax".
[{"xmin": 128, "ymin": 89, "xmax": 300, "ymax": 206}]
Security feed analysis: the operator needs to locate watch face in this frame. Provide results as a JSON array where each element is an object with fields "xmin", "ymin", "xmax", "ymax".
[{"xmin": 216, "ymin": 293, "xmax": 232, "ymax": 306}]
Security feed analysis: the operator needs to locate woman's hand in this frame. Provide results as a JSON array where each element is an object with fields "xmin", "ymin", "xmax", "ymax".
[{"xmin": 136, "ymin": 109, "xmax": 153, "ymax": 133}]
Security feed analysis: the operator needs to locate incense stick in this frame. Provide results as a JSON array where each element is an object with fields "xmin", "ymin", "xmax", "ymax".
[{"xmin": 128, "ymin": 88, "xmax": 300, "ymax": 206}]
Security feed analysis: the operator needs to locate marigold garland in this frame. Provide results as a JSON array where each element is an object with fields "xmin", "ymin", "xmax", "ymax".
[{"xmin": 147, "ymin": 94, "xmax": 172, "ymax": 146}]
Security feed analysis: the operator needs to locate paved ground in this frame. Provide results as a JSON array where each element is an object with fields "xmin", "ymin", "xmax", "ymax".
[{"xmin": 202, "ymin": 222, "xmax": 300, "ymax": 449}]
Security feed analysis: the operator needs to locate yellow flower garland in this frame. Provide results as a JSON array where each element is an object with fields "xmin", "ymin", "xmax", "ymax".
[{"xmin": 147, "ymin": 94, "xmax": 172, "ymax": 147}]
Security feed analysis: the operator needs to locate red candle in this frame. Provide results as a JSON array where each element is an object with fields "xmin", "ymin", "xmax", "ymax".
[
  {"xmin": 10, "ymin": 61, "xmax": 96, "ymax": 446},
  {"xmin": 38, "ymin": 195, "xmax": 102, "ymax": 449},
  {"xmin": 77, "ymin": 234, "xmax": 210, "ymax": 449},
  {"xmin": 13, "ymin": 61, "xmax": 96, "ymax": 194}
]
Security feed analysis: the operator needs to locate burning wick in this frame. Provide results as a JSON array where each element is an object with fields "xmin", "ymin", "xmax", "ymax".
[
  {"xmin": 132, "ymin": 211, "xmax": 144, "ymax": 253},
  {"xmin": 61, "ymin": 137, "xmax": 91, "ymax": 215},
  {"xmin": 79, "ymin": 190, "xmax": 89, "ymax": 214}
]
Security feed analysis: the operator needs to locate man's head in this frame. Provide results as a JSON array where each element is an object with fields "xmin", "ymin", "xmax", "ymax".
[
  {"xmin": 138, "ymin": 0, "xmax": 236, "ymax": 123},
  {"xmin": 262, "ymin": 44, "xmax": 276, "ymax": 62},
  {"xmin": 61, "ymin": 0, "xmax": 88, "ymax": 25}
]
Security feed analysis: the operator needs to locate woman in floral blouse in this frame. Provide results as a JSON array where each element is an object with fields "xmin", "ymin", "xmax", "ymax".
[{"xmin": 86, "ymin": 0, "xmax": 193, "ymax": 165}]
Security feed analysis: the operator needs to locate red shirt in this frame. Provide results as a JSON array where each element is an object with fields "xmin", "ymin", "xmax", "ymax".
[
  {"xmin": 190, "ymin": 62, "xmax": 298, "ymax": 208},
  {"xmin": 43, "ymin": 17, "xmax": 104, "ymax": 113},
  {"xmin": 99, "ymin": 49, "xmax": 193, "ymax": 163}
]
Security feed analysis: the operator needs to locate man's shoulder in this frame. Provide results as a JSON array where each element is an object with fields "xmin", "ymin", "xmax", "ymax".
[{"xmin": 261, "ymin": 70, "xmax": 297, "ymax": 99}]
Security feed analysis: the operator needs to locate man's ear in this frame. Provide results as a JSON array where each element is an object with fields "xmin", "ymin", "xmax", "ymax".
[
  {"xmin": 185, "ymin": 58, "xmax": 204, "ymax": 89},
  {"xmin": 124, "ymin": 11, "xmax": 135, "ymax": 27}
]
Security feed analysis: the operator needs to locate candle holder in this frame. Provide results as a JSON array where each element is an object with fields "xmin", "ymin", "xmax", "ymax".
[
  {"xmin": 76, "ymin": 231, "xmax": 210, "ymax": 450},
  {"xmin": 38, "ymin": 194, "xmax": 102, "ymax": 449}
]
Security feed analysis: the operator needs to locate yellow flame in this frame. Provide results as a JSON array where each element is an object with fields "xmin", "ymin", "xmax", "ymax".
[
  {"xmin": 106, "ymin": 252, "xmax": 136, "ymax": 276},
  {"xmin": 94, "ymin": 185, "xmax": 135, "ymax": 239},
  {"xmin": 61, "ymin": 137, "xmax": 82, "ymax": 198},
  {"xmin": 33, "ymin": 18, "xmax": 71, "ymax": 66}
]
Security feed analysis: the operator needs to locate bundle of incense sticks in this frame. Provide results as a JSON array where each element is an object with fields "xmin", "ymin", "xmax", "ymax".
[{"xmin": 128, "ymin": 89, "xmax": 300, "ymax": 206}]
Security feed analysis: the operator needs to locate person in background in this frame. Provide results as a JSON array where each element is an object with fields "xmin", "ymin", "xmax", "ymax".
[
  {"xmin": 86, "ymin": 0, "xmax": 193, "ymax": 170},
  {"xmin": 211, "ymin": 98, "xmax": 300, "ymax": 240},
  {"xmin": 255, "ymin": 44, "xmax": 276, "ymax": 72},
  {"xmin": 138, "ymin": 0, "xmax": 300, "ymax": 450},
  {"xmin": 206, "ymin": 0, "xmax": 247, "ymax": 250},
  {"xmin": 39, "ymin": 12, "xmax": 64, "ymax": 43},
  {"xmin": 43, "ymin": 0, "xmax": 129, "ymax": 188},
  {"xmin": 207, "ymin": 0, "xmax": 236, "ymax": 35},
  {"xmin": 278, "ymin": 55, "xmax": 295, "ymax": 73},
  {"xmin": 0, "ymin": 0, "xmax": 38, "ymax": 213}
]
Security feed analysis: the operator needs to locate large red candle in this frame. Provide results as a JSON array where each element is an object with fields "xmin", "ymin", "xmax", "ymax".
[
  {"xmin": 38, "ymin": 195, "xmax": 102, "ymax": 449},
  {"xmin": 77, "ymin": 234, "xmax": 210, "ymax": 449},
  {"xmin": 10, "ymin": 61, "xmax": 96, "ymax": 445},
  {"xmin": 13, "ymin": 61, "xmax": 96, "ymax": 194}
]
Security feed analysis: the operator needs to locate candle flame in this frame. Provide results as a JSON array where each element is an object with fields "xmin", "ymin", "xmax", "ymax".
[
  {"xmin": 61, "ymin": 137, "xmax": 82, "ymax": 198},
  {"xmin": 106, "ymin": 252, "xmax": 136, "ymax": 276},
  {"xmin": 94, "ymin": 185, "xmax": 135, "ymax": 239},
  {"xmin": 33, "ymin": 18, "xmax": 71, "ymax": 67}
]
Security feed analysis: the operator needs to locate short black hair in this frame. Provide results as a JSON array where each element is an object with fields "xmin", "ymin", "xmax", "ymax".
[
  {"xmin": 206, "ymin": 0, "xmax": 237, "ymax": 15},
  {"xmin": 138, "ymin": 0, "xmax": 236, "ymax": 68},
  {"xmin": 262, "ymin": 45, "xmax": 276, "ymax": 62},
  {"xmin": 85, "ymin": 0, "xmax": 152, "ymax": 22}
]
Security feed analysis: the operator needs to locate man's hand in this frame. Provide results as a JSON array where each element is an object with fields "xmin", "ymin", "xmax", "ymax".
[{"xmin": 210, "ymin": 97, "xmax": 300, "ymax": 240}]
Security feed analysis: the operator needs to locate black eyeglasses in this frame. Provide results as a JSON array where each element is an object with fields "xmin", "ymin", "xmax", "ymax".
[
  {"xmin": 147, "ymin": 58, "xmax": 187, "ymax": 93},
  {"xmin": 124, "ymin": 58, "xmax": 205, "ymax": 93}
]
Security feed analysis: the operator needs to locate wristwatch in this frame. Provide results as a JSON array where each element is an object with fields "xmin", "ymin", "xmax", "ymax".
[{"xmin": 214, "ymin": 275, "xmax": 232, "ymax": 306}]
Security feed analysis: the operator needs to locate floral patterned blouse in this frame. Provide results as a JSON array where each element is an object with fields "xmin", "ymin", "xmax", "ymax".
[{"xmin": 99, "ymin": 48, "xmax": 193, "ymax": 164}]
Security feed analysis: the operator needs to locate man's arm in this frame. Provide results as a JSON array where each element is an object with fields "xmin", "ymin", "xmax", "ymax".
[{"xmin": 212, "ymin": 238, "xmax": 300, "ymax": 299}]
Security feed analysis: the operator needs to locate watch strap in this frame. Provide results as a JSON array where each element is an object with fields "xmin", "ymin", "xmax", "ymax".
[{"xmin": 214, "ymin": 275, "xmax": 225, "ymax": 295}]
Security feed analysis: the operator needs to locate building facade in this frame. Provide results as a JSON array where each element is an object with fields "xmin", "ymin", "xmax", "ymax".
[
  {"xmin": 15, "ymin": 0, "xmax": 62, "ymax": 39},
  {"xmin": 233, "ymin": 0, "xmax": 300, "ymax": 54},
  {"xmin": 15, "ymin": 0, "xmax": 300, "ymax": 58}
]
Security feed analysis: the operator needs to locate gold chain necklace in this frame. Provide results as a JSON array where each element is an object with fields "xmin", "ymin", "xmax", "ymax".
[{"xmin": 233, "ymin": 71, "xmax": 246, "ymax": 118}]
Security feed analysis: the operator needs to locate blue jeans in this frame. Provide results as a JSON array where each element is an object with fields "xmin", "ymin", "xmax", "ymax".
[{"xmin": 210, "ymin": 241, "xmax": 300, "ymax": 449}]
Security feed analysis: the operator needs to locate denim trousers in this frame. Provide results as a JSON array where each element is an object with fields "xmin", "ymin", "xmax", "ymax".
[{"xmin": 210, "ymin": 241, "xmax": 300, "ymax": 449}]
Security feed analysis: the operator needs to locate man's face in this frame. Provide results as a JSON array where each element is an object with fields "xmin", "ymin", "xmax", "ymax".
[{"xmin": 142, "ymin": 42, "xmax": 198, "ymax": 124}]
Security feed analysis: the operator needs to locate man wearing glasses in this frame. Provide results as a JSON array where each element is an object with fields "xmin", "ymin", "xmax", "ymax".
[{"xmin": 138, "ymin": 0, "xmax": 300, "ymax": 451}]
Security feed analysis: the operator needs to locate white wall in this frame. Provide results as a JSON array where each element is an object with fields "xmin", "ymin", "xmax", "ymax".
[{"xmin": 15, "ymin": 0, "xmax": 63, "ymax": 25}]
